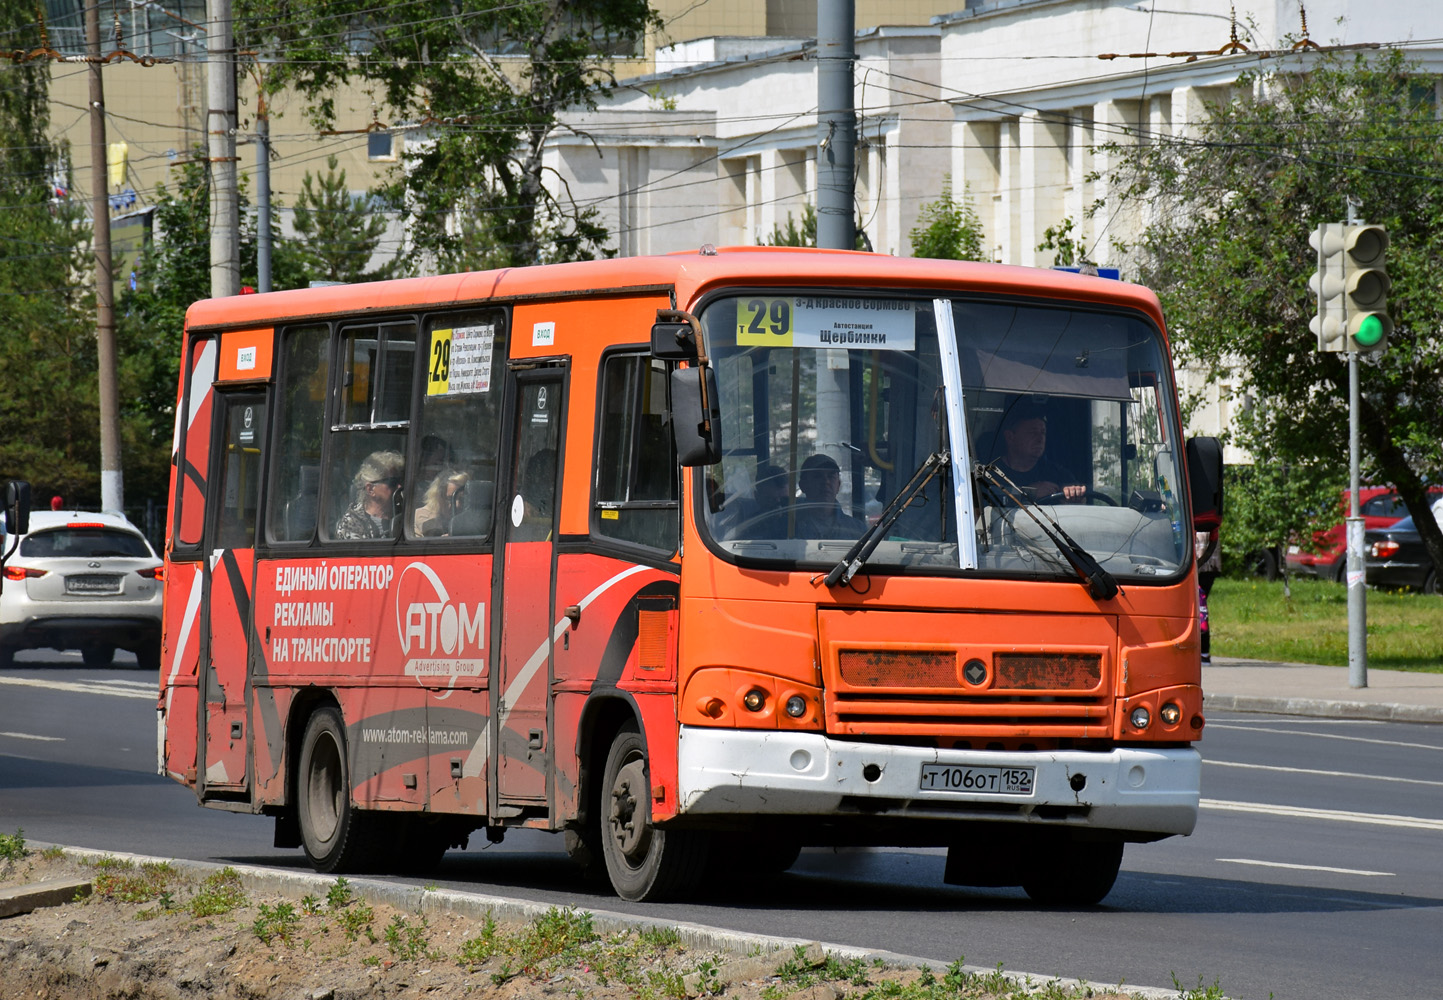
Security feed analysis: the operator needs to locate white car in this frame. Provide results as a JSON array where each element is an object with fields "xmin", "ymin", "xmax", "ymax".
[{"xmin": 0, "ymin": 511, "xmax": 163, "ymax": 669}]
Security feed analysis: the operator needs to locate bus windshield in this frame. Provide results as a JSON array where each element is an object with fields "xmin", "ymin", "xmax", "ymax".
[{"xmin": 698, "ymin": 293, "xmax": 1190, "ymax": 584}]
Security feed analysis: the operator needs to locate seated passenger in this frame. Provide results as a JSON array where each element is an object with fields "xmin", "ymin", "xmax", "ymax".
[
  {"xmin": 794, "ymin": 454, "xmax": 866, "ymax": 538},
  {"xmin": 334, "ymin": 450, "xmax": 404, "ymax": 540},
  {"xmin": 414, "ymin": 468, "xmax": 470, "ymax": 537}
]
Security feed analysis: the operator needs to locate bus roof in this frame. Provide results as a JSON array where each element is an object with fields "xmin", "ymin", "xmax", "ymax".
[{"xmin": 182, "ymin": 248, "xmax": 1166, "ymax": 333}]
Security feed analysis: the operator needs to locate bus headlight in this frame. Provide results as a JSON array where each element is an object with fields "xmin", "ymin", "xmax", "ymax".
[
  {"xmin": 785, "ymin": 695, "xmax": 807, "ymax": 718},
  {"xmin": 1130, "ymin": 706, "xmax": 1151, "ymax": 730},
  {"xmin": 742, "ymin": 688, "xmax": 766, "ymax": 712},
  {"xmin": 1159, "ymin": 702, "xmax": 1182, "ymax": 726}
]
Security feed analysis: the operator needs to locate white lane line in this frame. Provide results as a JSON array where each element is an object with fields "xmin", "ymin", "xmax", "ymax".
[
  {"xmin": 0, "ymin": 731, "xmax": 64, "ymax": 742},
  {"xmin": 0, "ymin": 676, "xmax": 154, "ymax": 700},
  {"xmin": 80, "ymin": 678, "xmax": 156, "ymax": 689},
  {"xmin": 1206, "ymin": 758, "xmax": 1443, "ymax": 789},
  {"xmin": 1207, "ymin": 722, "xmax": 1443, "ymax": 752},
  {"xmin": 1202, "ymin": 798, "xmax": 1443, "ymax": 831},
  {"xmin": 1217, "ymin": 858, "xmax": 1395, "ymax": 877}
]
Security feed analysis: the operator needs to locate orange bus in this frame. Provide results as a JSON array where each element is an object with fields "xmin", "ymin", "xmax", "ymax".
[{"xmin": 159, "ymin": 248, "xmax": 1222, "ymax": 904}]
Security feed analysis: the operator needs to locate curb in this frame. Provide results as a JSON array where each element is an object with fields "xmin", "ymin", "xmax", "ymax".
[
  {"xmin": 42, "ymin": 843, "xmax": 1187, "ymax": 1000},
  {"xmin": 1204, "ymin": 693, "xmax": 1443, "ymax": 724}
]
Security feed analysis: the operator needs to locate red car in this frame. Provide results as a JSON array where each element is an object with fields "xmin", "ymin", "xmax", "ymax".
[{"xmin": 1287, "ymin": 487, "xmax": 1442, "ymax": 581}]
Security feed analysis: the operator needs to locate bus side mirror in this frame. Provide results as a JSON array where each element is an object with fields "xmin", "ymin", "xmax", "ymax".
[
  {"xmin": 5, "ymin": 480, "xmax": 31, "ymax": 538},
  {"xmin": 671, "ymin": 366, "xmax": 722, "ymax": 466},
  {"xmin": 1186, "ymin": 437, "xmax": 1223, "ymax": 531},
  {"xmin": 652, "ymin": 309, "xmax": 702, "ymax": 360}
]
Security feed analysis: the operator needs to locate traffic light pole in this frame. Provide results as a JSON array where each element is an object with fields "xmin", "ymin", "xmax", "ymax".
[
  {"xmin": 1345, "ymin": 199, "xmax": 1367, "ymax": 688},
  {"xmin": 1346, "ymin": 349, "xmax": 1366, "ymax": 688}
]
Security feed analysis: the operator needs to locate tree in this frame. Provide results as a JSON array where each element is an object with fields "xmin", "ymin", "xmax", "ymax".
[
  {"xmin": 908, "ymin": 176, "xmax": 985, "ymax": 261},
  {"xmin": 1103, "ymin": 50, "xmax": 1443, "ymax": 575},
  {"xmin": 240, "ymin": 0, "xmax": 660, "ymax": 270},
  {"xmin": 291, "ymin": 156, "xmax": 399, "ymax": 283},
  {"xmin": 0, "ymin": 2, "xmax": 103, "ymax": 504},
  {"xmin": 762, "ymin": 203, "xmax": 869, "ymax": 249}
]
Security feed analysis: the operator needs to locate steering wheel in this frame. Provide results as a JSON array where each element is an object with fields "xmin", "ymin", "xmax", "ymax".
[{"xmin": 1036, "ymin": 489, "xmax": 1118, "ymax": 506}]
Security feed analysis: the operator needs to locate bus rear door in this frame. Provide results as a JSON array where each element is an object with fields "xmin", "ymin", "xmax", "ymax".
[
  {"xmin": 492, "ymin": 365, "xmax": 565, "ymax": 812},
  {"xmin": 198, "ymin": 388, "xmax": 267, "ymax": 798}
]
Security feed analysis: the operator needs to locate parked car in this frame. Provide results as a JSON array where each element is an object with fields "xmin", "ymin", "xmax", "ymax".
[
  {"xmin": 1364, "ymin": 499, "xmax": 1443, "ymax": 594},
  {"xmin": 1287, "ymin": 486, "xmax": 1442, "ymax": 582},
  {"xmin": 0, "ymin": 510, "xmax": 163, "ymax": 668}
]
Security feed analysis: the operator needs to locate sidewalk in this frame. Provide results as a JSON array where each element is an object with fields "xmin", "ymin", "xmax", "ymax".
[{"xmin": 1203, "ymin": 656, "xmax": 1443, "ymax": 724}]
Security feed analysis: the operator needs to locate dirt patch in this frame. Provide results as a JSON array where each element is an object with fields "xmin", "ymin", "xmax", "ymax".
[{"xmin": 0, "ymin": 849, "xmax": 1146, "ymax": 1000}]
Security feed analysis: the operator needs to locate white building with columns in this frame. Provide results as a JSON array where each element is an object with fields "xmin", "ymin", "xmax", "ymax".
[{"xmin": 542, "ymin": 0, "xmax": 1443, "ymax": 456}]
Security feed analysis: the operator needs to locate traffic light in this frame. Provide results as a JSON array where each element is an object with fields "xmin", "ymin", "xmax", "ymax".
[
  {"xmin": 1308, "ymin": 222, "xmax": 1346, "ymax": 351},
  {"xmin": 1341, "ymin": 224, "xmax": 1389, "ymax": 351},
  {"xmin": 1309, "ymin": 222, "xmax": 1390, "ymax": 353}
]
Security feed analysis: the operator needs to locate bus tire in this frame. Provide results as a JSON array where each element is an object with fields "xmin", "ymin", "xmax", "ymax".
[
  {"xmin": 297, "ymin": 706, "xmax": 374, "ymax": 873},
  {"xmin": 1021, "ymin": 837, "xmax": 1123, "ymax": 906},
  {"xmin": 600, "ymin": 722, "xmax": 708, "ymax": 902}
]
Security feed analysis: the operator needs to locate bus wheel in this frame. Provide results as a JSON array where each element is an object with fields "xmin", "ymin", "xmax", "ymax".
[
  {"xmin": 1021, "ymin": 837, "xmax": 1123, "ymax": 906},
  {"xmin": 298, "ymin": 707, "xmax": 373, "ymax": 873},
  {"xmin": 600, "ymin": 723, "xmax": 708, "ymax": 902}
]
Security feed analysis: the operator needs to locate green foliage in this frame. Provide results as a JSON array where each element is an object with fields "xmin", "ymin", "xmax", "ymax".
[
  {"xmin": 0, "ymin": 829, "xmax": 25, "ymax": 862},
  {"xmin": 0, "ymin": 0, "xmax": 103, "ymax": 504},
  {"xmin": 763, "ymin": 202, "xmax": 869, "ymax": 249},
  {"xmin": 1036, "ymin": 217, "xmax": 1085, "ymax": 268},
  {"xmin": 190, "ymin": 867, "xmax": 247, "ymax": 917},
  {"xmin": 457, "ymin": 912, "xmax": 501, "ymax": 967},
  {"xmin": 253, "ymin": 900, "xmax": 301, "ymax": 944},
  {"xmin": 325, "ymin": 877, "xmax": 353, "ymax": 910},
  {"xmin": 1219, "ymin": 459, "xmax": 1339, "ymax": 580},
  {"xmin": 1105, "ymin": 49, "xmax": 1443, "ymax": 574},
  {"xmin": 908, "ymin": 176, "xmax": 985, "ymax": 261},
  {"xmin": 1172, "ymin": 973, "xmax": 1229, "ymax": 1000},
  {"xmin": 240, "ymin": 0, "xmax": 659, "ymax": 268},
  {"xmin": 637, "ymin": 924, "xmax": 682, "ymax": 948},
  {"xmin": 335, "ymin": 899, "xmax": 376, "ymax": 943},
  {"xmin": 291, "ymin": 156, "xmax": 399, "ymax": 283},
  {"xmin": 383, "ymin": 914, "xmax": 433, "ymax": 960},
  {"xmin": 89, "ymin": 858, "xmax": 181, "ymax": 904},
  {"xmin": 299, "ymin": 894, "xmax": 322, "ymax": 915}
]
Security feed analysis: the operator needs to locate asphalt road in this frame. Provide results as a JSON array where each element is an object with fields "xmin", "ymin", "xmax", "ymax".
[{"xmin": 3, "ymin": 651, "xmax": 1441, "ymax": 1000}]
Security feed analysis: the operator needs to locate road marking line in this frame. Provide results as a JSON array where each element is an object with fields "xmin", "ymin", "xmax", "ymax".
[
  {"xmin": 1206, "ymin": 758, "xmax": 1443, "ymax": 788},
  {"xmin": 80, "ymin": 678, "xmax": 156, "ymax": 690},
  {"xmin": 0, "ymin": 731, "xmax": 64, "ymax": 742},
  {"xmin": 1207, "ymin": 723, "xmax": 1443, "ymax": 752},
  {"xmin": 0, "ymin": 676, "xmax": 154, "ymax": 701},
  {"xmin": 1216, "ymin": 858, "xmax": 1394, "ymax": 877},
  {"xmin": 1202, "ymin": 798, "xmax": 1443, "ymax": 831}
]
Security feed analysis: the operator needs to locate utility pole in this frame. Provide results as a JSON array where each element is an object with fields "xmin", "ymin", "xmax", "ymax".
[
  {"xmin": 208, "ymin": 0, "xmax": 240, "ymax": 297},
  {"xmin": 256, "ymin": 102, "xmax": 271, "ymax": 292},
  {"xmin": 816, "ymin": 0, "xmax": 855, "ymax": 251},
  {"xmin": 87, "ymin": 0, "xmax": 122, "ymax": 513}
]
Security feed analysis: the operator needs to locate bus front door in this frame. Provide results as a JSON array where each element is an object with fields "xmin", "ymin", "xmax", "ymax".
[
  {"xmin": 198, "ymin": 391, "xmax": 266, "ymax": 797},
  {"xmin": 492, "ymin": 369, "xmax": 564, "ymax": 810}
]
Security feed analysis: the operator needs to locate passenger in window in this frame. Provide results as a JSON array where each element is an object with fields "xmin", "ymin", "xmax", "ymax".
[
  {"xmin": 722, "ymin": 462, "xmax": 790, "ymax": 539},
  {"xmin": 994, "ymin": 399, "xmax": 1085, "ymax": 502},
  {"xmin": 414, "ymin": 469, "xmax": 470, "ymax": 537},
  {"xmin": 794, "ymin": 454, "xmax": 866, "ymax": 538},
  {"xmin": 335, "ymin": 450, "xmax": 405, "ymax": 540}
]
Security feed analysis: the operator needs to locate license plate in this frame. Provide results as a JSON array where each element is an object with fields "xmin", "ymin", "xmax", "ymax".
[
  {"xmin": 919, "ymin": 763, "xmax": 1034, "ymax": 795},
  {"xmin": 66, "ymin": 574, "xmax": 122, "ymax": 595}
]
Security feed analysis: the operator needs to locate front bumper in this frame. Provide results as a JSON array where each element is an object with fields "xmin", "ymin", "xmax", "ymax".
[
  {"xmin": 0, "ymin": 615, "xmax": 160, "ymax": 652},
  {"xmin": 676, "ymin": 726, "xmax": 1199, "ymax": 837}
]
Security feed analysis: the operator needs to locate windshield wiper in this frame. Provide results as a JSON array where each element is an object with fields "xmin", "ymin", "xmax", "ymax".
[
  {"xmin": 823, "ymin": 452, "xmax": 950, "ymax": 588},
  {"xmin": 974, "ymin": 462, "xmax": 1119, "ymax": 601}
]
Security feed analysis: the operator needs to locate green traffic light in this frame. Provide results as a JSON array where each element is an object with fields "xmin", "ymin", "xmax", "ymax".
[{"xmin": 1354, "ymin": 313, "xmax": 1385, "ymax": 347}]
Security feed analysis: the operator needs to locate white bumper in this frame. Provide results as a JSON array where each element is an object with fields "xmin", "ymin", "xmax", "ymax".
[{"xmin": 676, "ymin": 726, "xmax": 1200, "ymax": 837}]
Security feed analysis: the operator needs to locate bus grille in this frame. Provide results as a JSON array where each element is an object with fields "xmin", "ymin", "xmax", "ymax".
[{"xmin": 827, "ymin": 649, "xmax": 1111, "ymax": 740}]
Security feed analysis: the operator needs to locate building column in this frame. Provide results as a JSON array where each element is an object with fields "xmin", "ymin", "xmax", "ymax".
[
  {"xmin": 953, "ymin": 118, "xmax": 999, "ymax": 260},
  {"xmin": 1018, "ymin": 112, "xmax": 1068, "ymax": 267}
]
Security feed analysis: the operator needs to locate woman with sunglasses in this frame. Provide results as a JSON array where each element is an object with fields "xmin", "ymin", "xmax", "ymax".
[{"xmin": 334, "ymin": 450, "xmax": 405, "ymax": 540}]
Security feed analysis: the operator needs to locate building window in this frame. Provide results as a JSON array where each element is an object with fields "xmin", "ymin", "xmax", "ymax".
[{"xmin": 368, "ymin": 132, "xmax": 398, "ymax": 161}]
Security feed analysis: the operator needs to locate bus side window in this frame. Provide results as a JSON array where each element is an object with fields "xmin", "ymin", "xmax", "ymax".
[
  {"xmin": 268, "ymin": 325, "xmax": 329, "ymax": 543},
  {"xmin": 323, "ymin": 321, "xmax": 416, "ymax": 541},
  {"xmin": 593, "ymin": 353, "xmax": 678, "ymax": 552},
  {"xmin": 409, "ymin": 310, "xmax": 507, "ymax": 541}
]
